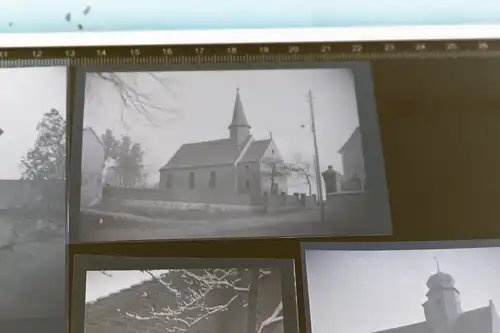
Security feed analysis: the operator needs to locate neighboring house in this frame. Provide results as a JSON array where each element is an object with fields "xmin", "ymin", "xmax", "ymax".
[
  {"xmin": 374, "ymin": 269, "xmax": 500, "ymax": 333},
  {"xmin": 338, "ymin": 127, "xmax": 365, "ymax": 190},
  {"xmin": 159, "ymin": 89, "xmax": 288, "ymax": 198},
  {"xmin": 85, "ymin": 269, "xmax": 284, "ymax": 333},
  {"xmin": 80, "ymin": 127, "xmax": 106, "ymax": 206}
]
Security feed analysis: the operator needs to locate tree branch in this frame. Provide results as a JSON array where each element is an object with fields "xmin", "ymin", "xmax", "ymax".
[
  {"xmin": 118, "ymin": 268, "xmax": 274, "ymax": 333},
  {"xmin": 87, "ymin": 72, "xmax": 179, "ymax": 129},
  {"xmin": 257, "ymin": 301, "xmax": 283, "ymax": 333}
]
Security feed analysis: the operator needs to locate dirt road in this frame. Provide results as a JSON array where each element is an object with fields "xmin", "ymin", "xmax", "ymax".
[
  {"xmin": 0, "ymin": 214, "xmax": 65, "ymax": 320},
  {"xmin": 76, "ymin": 208, "xmax": 358, "ymax": 241},
  {"xmin": 0, "ymin": 236, "xmax": 66, "ymax": 319}
]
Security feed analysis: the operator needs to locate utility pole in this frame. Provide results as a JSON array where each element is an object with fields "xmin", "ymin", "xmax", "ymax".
[{"xmin": 307, "ymin": 90, "xmax": 326, "ymax": 221}]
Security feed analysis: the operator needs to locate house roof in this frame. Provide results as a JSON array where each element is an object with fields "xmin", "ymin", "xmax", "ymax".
[
  {"xmin": 160, "ymin": 138, "xmax": 272, "ymax": 170},
  {"xmin": 374, "ymin": 302, "xmax": 498, "ymax": 333},
  {"xmin": 228, "ymin": 88, "xmax": 250, "ymax": 129},
  {"xmin": 338, "ymin": 127, "xmax": 360, "ymax": 154},
  {"xmin": 82, "ymin": 127, "xmax": 105, "ymax": 149}
]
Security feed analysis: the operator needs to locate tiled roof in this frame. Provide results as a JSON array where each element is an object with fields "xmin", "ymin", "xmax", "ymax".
[
  {"xmin": 161, "ymin": 138, "xmax": 271, "ymax": 170},
  {"xmin": 160, "ymin": 139, "xmax": 242, "ymax": 170},
  {"xmin": 452, "ymin": 305, "xmax": 495, "ymax": 333},
  {"xmin": 374, "ymin": 321, "xmax": 430, "ymax": 333}
]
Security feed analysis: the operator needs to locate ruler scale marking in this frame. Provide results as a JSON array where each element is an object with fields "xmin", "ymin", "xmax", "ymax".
[{"xmin": 0, "ymin": 40, "xmax": 496, "ymax": 66}]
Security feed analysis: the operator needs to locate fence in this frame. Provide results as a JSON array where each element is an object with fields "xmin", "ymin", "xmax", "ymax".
[
  {"xmin": 102, "ymin": 187, "xmax": 317, "ymax": 211},
  {"xmin": 102, "ymin": 187, "xmax": 263, "ymax": 206},
  {"xmin": 0, "ymin": 179, "xmax": 65, "ymax": 211}
]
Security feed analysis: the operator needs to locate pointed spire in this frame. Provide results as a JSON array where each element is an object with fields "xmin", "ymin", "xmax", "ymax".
[
  {"xmin": 434, "ymin": 256, "xmax": 440, "ymax": 273},
  {"xmin": 229, "ymin": 88, "xmax": 251, "ymax": 129}
]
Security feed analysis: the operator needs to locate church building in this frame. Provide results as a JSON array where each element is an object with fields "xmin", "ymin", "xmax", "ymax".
[
  {"xmin": 159, "ymin": 89, "xmax": 288, "ymax": 198},
  {"xmin": 338, "ymin": 127, "xmax": 366, "ymax": 191},
  {"xmin": 374, "ymin": 265, "xmax": 500, "ymax": 333}
]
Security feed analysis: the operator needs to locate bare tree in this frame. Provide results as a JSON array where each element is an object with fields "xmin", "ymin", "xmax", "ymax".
[
  {"xmin": 99, "ymin": 268, "xmax": 283, "ymax": 333},
  {"xmin": 85, "ymin": 72, "xmax": 180, "ymax": 129},
  {"xmin": 283, "ymin": 154, "xmax": 314, "ymax": 196},
  {"xmin": 260, "ymin": 157, "xmax": 290, "ymax": 195},
  {"xmin": 62, "ymin": 10, "xmax": 223, "ymax": 133}
]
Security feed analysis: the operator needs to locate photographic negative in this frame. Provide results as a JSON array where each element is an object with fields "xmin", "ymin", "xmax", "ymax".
[
  {"xmin": 301, "ymin": 240, "xmax": 500, "ymax": 333},
  {"xmin": 70, "ymin": 63, "xmax": 391, "ymax": 242},
  {"xmin": 0, "ymin": 67, "xmax": 67, "ymax": 329},
  {"xmin": 71, "ymin": 255, "xmax": 298, "ymax": 333}
]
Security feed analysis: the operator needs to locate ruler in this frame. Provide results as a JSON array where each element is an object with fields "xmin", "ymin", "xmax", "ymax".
[{"xmin": 0, "ymin": 40, "xmax": 498, "ymax": 67}]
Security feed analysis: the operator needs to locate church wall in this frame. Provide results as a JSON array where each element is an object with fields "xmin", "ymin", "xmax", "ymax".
[
  {"xmin": 340, "ymin": 131, "xmax": 366, "ymax": 182},
  {"xmin": 159, "ymin": 164, "xmax": 236, "ymax": 195},
  {"xmin": 259, "ymin": 141, "xmax": 288, "ymax": 196},
  {"xmin": 236, "ymin": 161, "xmax": 263, "ymax": 197}
]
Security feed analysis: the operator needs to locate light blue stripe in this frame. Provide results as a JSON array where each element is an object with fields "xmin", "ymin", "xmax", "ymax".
[{"xmin": 1, "ymin": 0, "xmax": 500, "ymax": 33}]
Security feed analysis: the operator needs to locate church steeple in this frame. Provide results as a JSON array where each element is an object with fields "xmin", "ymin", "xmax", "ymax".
[
  {"xmin": 422, "ymin": 259, "xmax": 462, "ymax": 333},
  {"xmin": 228, "ymin": 88, "xmax": 251, "ymax": 148}
]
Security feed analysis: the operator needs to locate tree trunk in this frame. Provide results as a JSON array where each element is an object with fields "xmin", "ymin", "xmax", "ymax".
[{"xmin": 246, "ymin": 269, "xmax": 260, "ymax": 333}]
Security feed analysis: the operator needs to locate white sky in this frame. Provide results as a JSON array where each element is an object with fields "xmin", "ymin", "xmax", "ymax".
[
  {"xmin": 85, "ymin": 270, "xmax": 169, "ymax": 303},
  {"xmin": 305, "ymin": 246, "xmax": 500, "ymax": 333},
  {"xmin": 0, "ymin": 67, "xmax": 67, "ymax": 179},
  {"xmin": 83, "ymin": 69, "xmax": 359, "ymax": 194}
]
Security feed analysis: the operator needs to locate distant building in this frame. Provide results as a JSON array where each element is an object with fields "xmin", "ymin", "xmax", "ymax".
[
  {"xmin": 85, "ymin": 270, "xmax": 284, "ymax": 333},
  {"xmin": 81, "ymin": 127, "xmax": 106, "ymax": 206},
  {"xmin": 338, "ymin": 127, "xmax": 365, "ymax": 191},
  {"xmin": 159, "ymin": 89, "xmax": 287, "ymax": 198},
  {"xmin": 374, "ymin": 268, "xmax": 500, "ymax": 333}
]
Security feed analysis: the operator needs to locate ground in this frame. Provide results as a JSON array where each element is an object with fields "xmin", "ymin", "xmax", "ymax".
[
  {"xmin": 0, "ymin": 213, "xmax": 66, "ymax": 321},
  {"xmin": 77, "ymin": 205, "xmax": 365, "ymax": 241}
]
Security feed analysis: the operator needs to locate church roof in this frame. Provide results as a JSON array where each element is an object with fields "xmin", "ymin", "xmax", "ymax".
[
  {"xmin": 426, "ymin": 271, "xmax": 456, "ymax": 291},
  {"xmin": 160, "ymin": 139, "xmax": 241, "ymax": 170},
  {"xmin": 239, "ymin": 139, "xmax": 272, "ymax": 163},
  {"xmin": 374, "ymin": 302, "xmax": 498, "ymax": 333},
  {"xmin": 160, "ymin": 138, "xmax": 272, "ymax": 170},
  {"xmin": 228, "ymin": 89, "xmax": 251, "ymax": 129}
]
